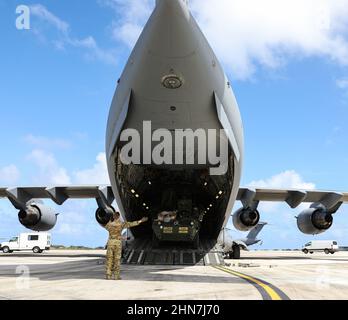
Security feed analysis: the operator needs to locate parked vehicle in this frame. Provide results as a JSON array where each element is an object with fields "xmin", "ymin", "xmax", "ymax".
[
  {"xmin": 0, "ymin": 233, "xmax": 51, "ymax": 253},
  {"xmin": 302, "ymin": 240, "xmax": 339, "ymax": 255}
]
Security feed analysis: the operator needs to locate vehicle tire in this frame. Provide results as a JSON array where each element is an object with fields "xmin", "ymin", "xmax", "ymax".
[
  {"xmin": 310, "ymin": 252, "xmax": 314, "ymax": 254},
  {"xmin": 2, "ymin": 246, "xmax": 10, "ymax": 254},
  {"xmin": 324, "ymin": 249, "xmax": 330, "ymax": 254},
  {"xmin": 33, "ymin": 247, "xmax": 40, "ymax": 254},
  {"xmin": 232, "ymin": 245, "xmax": 241, "ymax": 259},
  {"xmin": 330, "ymin": 252, "xmax": 335, "ymax": 255},
  {"xmin": 303, "ymin": 249, "xmax": 308, "ymax": 254}
]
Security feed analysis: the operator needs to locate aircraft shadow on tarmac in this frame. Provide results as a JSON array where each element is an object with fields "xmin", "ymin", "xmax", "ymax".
[{"xmin": 0, "ymin": 258, "xmax": 247, "ymax": 283}]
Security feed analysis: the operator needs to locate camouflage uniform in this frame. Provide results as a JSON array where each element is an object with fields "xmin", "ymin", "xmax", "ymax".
[{"xmin": 104, "ymin": 219, "xmax": 142, "ymax": 280}]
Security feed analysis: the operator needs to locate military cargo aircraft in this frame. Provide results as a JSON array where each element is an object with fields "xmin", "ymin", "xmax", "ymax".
[
  {"xmin": 219, "ymin": 223, "xmax": 267, "ymax": 259},
  {"xmin": 1, "ymin": 0, "xmax": 347, "ymax": 264}
]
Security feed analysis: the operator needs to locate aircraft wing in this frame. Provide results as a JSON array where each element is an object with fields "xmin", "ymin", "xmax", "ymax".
[
  {"xmin": 237, "ymin": 188, "xmax": 348, "ymax": 212},
  {"xmin": 1, "ymin": 186, "xmax": 348, "ymax": 212},
  {"xmin": 0, "ymin": 186, "xmax": 114, "ymax": 210}
]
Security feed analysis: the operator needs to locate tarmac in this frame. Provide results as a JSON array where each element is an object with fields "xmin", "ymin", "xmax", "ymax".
[{"xmin": 0, "ymin": 250, "xmax": 348, "ymax": 300}]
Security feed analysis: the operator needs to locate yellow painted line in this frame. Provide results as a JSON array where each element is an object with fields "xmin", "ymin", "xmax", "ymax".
[{"xmin": 214, "ymin": 266, "xmax": 282, "ymax": 300}]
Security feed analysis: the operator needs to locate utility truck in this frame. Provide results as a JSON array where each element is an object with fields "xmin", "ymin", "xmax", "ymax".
[{"xmin": 0, "ymin": 232, "xmax": 51, "ymax": 253}]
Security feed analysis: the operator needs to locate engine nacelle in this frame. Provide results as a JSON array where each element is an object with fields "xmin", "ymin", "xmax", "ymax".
[
  {"xmin": 18, "ymin": 203, "xmax": 58, "ymax": 231},
  {"xmin": 233, "ymin": 207, "xmax": 260, "ymax": 232},
  {"xmin": 95, "ymin": 206, "xmax": 116, "ymax": 226},
  {"xmin": 297, "ymin": 206, "xmax": 333, "ymax": 235}
]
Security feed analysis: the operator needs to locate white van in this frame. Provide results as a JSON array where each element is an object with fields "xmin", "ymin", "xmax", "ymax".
[
  {"xmin": 0, "ymin": 233, "xmax": 51, "ymax": 254},
  {"xmin": 302, "ymin": 240, "xmax": 339, "ymax": 255}
]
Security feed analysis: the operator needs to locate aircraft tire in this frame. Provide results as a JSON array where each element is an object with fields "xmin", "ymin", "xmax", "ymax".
[{"xmin": 232, "ymin": 245, "xmax": 241, "ymax": 259}]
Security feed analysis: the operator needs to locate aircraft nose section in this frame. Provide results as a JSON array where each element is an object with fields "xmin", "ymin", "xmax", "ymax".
[
  {"xmin": 155, "ymin": 0, "xmax": 190, "ymax": 19},
  {"xmin": 149, "ymin": 0, "xmax": 194, "ymax": 58}
]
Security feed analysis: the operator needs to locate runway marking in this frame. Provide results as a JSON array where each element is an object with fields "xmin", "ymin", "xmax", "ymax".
[
  {"xmin": 213, "ymin": 266, "xmax": 290, "ymax": 301},
  {"xmin": 138, "ymin": 250, "xmax": 144, "ymax": 264},
  {"xmin": 127, "ymin": 250, "xmax": 135, "ymax": 264}
]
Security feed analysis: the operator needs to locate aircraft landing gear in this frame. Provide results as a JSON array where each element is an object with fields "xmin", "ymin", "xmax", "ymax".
[{"xmin": 230, "ymin": 245, "xmax": 241, "ymax": 259}]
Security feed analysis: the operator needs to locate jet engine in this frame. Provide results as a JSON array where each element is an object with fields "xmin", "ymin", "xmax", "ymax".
[
  {"xmin": 95, "ymin": 206, "xmax": 116, "ymax": 226},
  {"xmin": 297, "ymin": 206, "xmax": 333, "ymax": 235},
  {"xmin": 18, "ymin": 202, "xmax": 58, "ymax": 231},
  {"xmin": 233, "ymin": 207, "xmax": 260, "ymax": 232}
]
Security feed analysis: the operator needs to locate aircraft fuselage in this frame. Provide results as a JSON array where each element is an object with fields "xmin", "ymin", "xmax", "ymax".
[{"xmin": 106, "ymin": 0, "xmax": 244, "ymax": 246}]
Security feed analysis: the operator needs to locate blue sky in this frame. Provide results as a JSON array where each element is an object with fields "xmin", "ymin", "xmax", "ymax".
[{"xmin": 0, "ymin": 0, "xmax": 348, "ymax": 248}]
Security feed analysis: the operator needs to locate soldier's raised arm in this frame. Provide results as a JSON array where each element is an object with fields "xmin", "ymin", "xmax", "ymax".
[
  {"xmin": 104, "ymin": 221, "xmax": 112, "ymax": 231},
  {"xmin": 122, "ymin": 217, "xmax": 148, "ymax": 229}
]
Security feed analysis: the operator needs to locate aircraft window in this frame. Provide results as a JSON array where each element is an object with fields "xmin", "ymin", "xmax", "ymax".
[{"xmin": 28, "ymin": 235, "xmax": 39, "ymax": 241}]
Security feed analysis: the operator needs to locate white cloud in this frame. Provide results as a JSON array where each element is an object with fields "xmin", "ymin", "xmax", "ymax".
[
  {"xmin": 30, "ymin": 4, "xmax": 69, "ymax": 33},
  {"xmin": 25, "ymin": 148, "xmax": 109, "ymax": 186},
  {"xmin": 103, "ymin": 0, "xmax": 153, "ymax": 47},
  {"xmin": 67, "ymin": 36, "xmax": 118, "ymax": 66},
  {"xmin": 246, "ymin": 170, "xmax": 316, "ymax": 214},
  {"xmin": 73, "ymin": 152, "xmax": 110, "ymax": 185},
  {"xmin": 191, "ymin": 0, "xmax": 348, "ymax": 79},
  {"xmin": 0, "ymin": 165, "xmax": 20, "ymax": 185},
  {"xmin": 29, "ymin": 1, "xmax": 348, "ymax": 79},
  {"xmin": 248, "ymin": 170, "xmax": 316, "ymax": 190},
  {"xmin": 111, "ymin": 21, "xmax": 145, "ymax": 48},
  {"xmin": 325, "ymin": 126, "xmax": 342, "ymax": 146},
  {"xmin": 29, "ymin": 4, "xmax": 117, "ymax": 65},
  {"xmin": 24, "ymin": 134, "xmax": 72, "ymax": 149},
  {"xmin": 54, "ymin": 201, "xmax": 97, "ymax": 236},
  {"xmin": 27, "ymin": 149, "xmax": 72, "ymax": 185},
  {"xmin": 336, "ymin": 78, "xmax": 348, "ymax": 90},
  {"xmin": 105, "ymin": 0, "xmax": 348, "ymax": 79}
]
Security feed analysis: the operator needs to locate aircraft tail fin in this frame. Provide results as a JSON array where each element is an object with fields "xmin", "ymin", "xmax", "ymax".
[{"xmin": 246, "ymin": 222, "xmax": 267, "ymax": 240}]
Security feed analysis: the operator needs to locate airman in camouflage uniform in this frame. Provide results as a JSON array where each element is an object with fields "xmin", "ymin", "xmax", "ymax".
[{"xmin": 104, "ymin": 212, "xmax": 148, "ymax": 280}]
